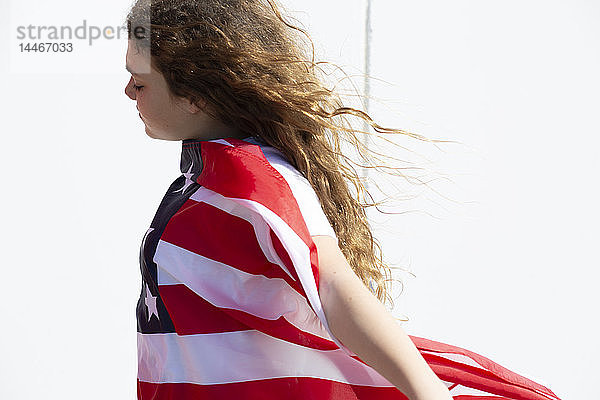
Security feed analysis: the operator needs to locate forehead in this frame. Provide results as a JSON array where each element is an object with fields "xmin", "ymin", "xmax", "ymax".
[{"xmin": 126, "ymin": 40, "xmax": 153, "ymax": 75}]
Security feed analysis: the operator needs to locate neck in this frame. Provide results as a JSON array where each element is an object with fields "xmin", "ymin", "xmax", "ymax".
[{"xmin": 186, "ymin": 114, "xmax": 249, "ymax": 142}]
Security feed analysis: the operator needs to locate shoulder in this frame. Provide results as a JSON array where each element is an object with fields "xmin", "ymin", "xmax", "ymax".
[
  {"xmin": 196, "ymin": 137, "xmax": 289, "ymax": 202},
  {"xmin": 198, "ymin": 137, "xmax": 337, "ymax": 239},
  {"xmin": 244, "ymin": 137, "xmax": 338, "ymax": 240}
]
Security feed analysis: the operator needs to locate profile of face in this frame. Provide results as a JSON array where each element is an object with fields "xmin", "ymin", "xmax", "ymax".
[{"xmin": 124, "ymin": 39, "xmax": 245, "ymax": 141}]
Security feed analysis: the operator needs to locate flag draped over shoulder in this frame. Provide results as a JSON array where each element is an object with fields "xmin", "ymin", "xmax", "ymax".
[{"xmin": 136, "ymin": 137, "xmax": 561, "ymax": 400}]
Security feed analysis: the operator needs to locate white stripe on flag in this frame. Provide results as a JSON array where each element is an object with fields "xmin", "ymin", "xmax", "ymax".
[
  {"xmin": 154, "ymin": 239, "xmax": 332, "ymax": 341},
  {"xmin": 448, "ymin": 384, "xmax": 504, "ymax": 397},
  {"xmin": 189, "ymin": 186, "xmax": 354, "ymax": 355},
  {"xmin": 421, "ymin": 350, "xmax": 483, "ymax": 369},
  {"xmin": 210, "ymin": 138, "xmax": 235, "ymax": 147},
  {"xmin": 189, "ymin": 188, "xmax": 295, "ymax": 281},
  {"xmin": 137, "ymin": 331, "xmax": 394, "ymax": 387}
]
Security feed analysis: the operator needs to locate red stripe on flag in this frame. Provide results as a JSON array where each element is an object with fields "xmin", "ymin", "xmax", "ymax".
[
  {"xmin": 197, "ymin": 140, "xmax": 313, "ymax": 246},
  {"xmin": 161, "ymin": 199, "xmax": 305, "ymax": 296},
  {"xmin": 159, "ymin": 283, "xmax": 338, "ymax": 350},
  {"xmin": 138, "ymin": 378, "xmax": 408, "ymax": 400},
  {"xmin": 410, "ymin": 336, "xmax": 560, "ymax": 400},
  {"xmin": 157, "ymin": 284, "xmax": 251, "ymax": 334},
  {"xmin": 422, "ymin": 353, "xmax": 556, "ymax": 400},
  {"xmin": 221, "ymin": 307, "xmax": 338, "ymax": 350}
]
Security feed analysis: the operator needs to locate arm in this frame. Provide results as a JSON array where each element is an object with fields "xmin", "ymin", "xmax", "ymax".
[{"xmin": 312, "ymin": 235, "xmax": 453, "ymax": 400}]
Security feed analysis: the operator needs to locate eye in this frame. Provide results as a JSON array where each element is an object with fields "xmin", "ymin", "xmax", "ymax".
[{"xmin": 129, "ymin": 76, "xmax": 144, "ymax": 91}]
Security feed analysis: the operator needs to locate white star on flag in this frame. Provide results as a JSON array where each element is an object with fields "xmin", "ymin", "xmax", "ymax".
[
  {"xmin": 144, "ymin": 283, "xmax": 159, "ymax": 322},
  {"xmin": 173, "ymin": 162, "xmax": 195, "ymax": 194}
]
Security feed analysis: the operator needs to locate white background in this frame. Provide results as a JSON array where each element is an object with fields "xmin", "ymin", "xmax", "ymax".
[{"xmin": 1, "ymin": 1, "xmax": 598, "ymax": 399}]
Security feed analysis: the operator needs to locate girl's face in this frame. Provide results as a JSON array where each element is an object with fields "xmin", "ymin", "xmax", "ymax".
[
  {"xmin": 124, "ymin": 40, "xmax": 199, "ymax": 141},
  {"xmin": 124, "ymin": 40, "xmax": 244, "ymax": 141}
]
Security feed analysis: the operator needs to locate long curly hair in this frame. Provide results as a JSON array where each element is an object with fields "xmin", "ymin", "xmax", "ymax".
[{"xmin": 126, "ymin": 0, "xmax": 446, "ymax": 311}]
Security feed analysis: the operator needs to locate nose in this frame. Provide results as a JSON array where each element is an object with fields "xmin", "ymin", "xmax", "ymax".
[{"xmin": 125, "ymin": 76, "xmax": 136, "ymax": 100}]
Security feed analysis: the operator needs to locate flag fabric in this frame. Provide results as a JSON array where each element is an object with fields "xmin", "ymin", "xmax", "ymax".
[{"xmin": 136, "ymin": 136, "xmax": 561, "ymax": 400}]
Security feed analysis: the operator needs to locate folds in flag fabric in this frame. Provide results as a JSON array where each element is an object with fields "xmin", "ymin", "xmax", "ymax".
[{"xmin": 136, "ymin": 137, "xmax": 561, "ymax": 400}]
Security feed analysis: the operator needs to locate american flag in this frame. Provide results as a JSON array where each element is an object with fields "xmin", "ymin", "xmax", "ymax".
[{"xmin": 136, "ymin": 137, "xmax": 561, "ymax": 400}]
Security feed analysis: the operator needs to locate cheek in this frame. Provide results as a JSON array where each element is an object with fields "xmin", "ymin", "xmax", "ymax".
[
  {"xmin": 136, "ymin": 92, "xmax": 149, "ymax": 115},
  {"xmin": 137, "ymin": 93, "xmax": 170, "ymax": 128}
]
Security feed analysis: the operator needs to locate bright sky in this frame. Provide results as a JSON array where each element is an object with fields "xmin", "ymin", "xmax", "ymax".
[{"xmin": 1, "ymin": 1, "xmax": 598, "ymax": 399}]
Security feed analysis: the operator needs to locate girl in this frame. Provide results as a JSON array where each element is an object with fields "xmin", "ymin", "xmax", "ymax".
[{"xmin": 124, "ymin": 1, "xmax": 561, "ymax": 399}]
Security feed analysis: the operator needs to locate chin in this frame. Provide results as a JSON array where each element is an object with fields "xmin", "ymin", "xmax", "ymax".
[
  {"xmin": 144, "ymin": 125, "xmax": 153, "ymax": 137},
  {"xmin": 144, "ymin": 126, "xmax": 160, "ymax": 139},
  {"xmin": 145, "ymin": 126, "xmax": 180, "ymax": 141}
]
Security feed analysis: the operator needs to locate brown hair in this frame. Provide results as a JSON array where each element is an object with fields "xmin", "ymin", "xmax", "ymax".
[{"xmin": 126, "ymin": 0, "xmax": 447, "ymax": 310}]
